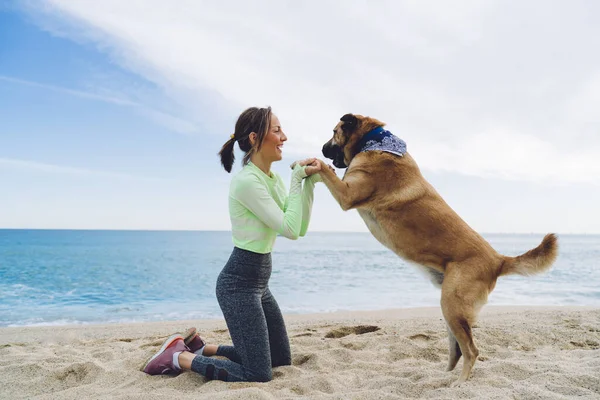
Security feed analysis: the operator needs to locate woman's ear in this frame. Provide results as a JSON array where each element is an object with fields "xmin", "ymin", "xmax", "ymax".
[{"xmin": 249, "ymin": 132, "xmax": 257, "ymax": 146}]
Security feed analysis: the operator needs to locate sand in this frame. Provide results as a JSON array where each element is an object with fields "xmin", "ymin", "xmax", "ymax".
[{"xmin": 1, "ymin": 306, "xmax": 599, "ymax": 399}]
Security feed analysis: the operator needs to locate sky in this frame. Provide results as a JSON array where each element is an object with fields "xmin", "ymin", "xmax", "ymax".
[{"xmin": 0, "ymin": 0, "xmax": 598, "ymax": 233}]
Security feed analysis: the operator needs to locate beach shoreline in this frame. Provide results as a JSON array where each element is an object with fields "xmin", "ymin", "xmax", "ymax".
[{"xmin": 2, "ymin": 306, "xmax": 599, "ymax": 399}]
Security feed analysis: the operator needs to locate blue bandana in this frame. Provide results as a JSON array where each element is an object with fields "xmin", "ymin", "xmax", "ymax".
[{"xmin": 356, "ymin": 126, "xmax": 407, "ymax": 157}]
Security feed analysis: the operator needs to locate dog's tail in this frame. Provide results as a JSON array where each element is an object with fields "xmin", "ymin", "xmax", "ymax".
[{"xmin": 499, "ymin": 233, "xmax": 559, "ymax": 277}]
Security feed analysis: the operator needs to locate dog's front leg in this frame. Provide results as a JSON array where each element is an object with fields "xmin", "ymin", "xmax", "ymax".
[{"xmin": 318, "ymin": 162, "xmax": 375, "ymax": 211}]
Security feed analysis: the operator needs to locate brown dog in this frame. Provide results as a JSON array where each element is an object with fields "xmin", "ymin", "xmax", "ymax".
[{"xmin": 317, "ymin": 113, "xmax": 558, "ymax": 386}]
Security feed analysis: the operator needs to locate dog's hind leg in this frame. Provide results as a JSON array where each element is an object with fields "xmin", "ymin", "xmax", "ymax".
[
  {"xmin": 446, "ymin": 324, "xmax": 462, "ymax": 371},
  {"xmin": 423, "ymin": 269, "xmax": 462, "ymax": 370},
  {"xmin": 440, "ymin": 270, "xmax": 489, "ymax": 386},
  {"xmin": 424, "ymin": 269, "xmax": 462, "ymax": 370}
]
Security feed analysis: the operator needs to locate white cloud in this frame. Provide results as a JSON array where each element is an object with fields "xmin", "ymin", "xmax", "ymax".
[
  {"xmin": 0, "ymin": 75, "xmax": 136, "ymax": 106},
  {"xmin": 24, "ymin": 0, "xmax": 600, "ymax": 184},
  {"xmin": 417, "ymin": 128, "xmax": 600, "ymax": 184},
  {"xmin": 0, "ymin": 75, "xmax": 199, "ymax": 135}
]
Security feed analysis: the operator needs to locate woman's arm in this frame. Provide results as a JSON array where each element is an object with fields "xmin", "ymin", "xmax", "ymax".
[{"xmin": 299, "ymin": 173, "xmax": 322, "ymax": 237}]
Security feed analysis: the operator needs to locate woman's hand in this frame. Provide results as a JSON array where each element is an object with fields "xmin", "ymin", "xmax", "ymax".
[
  {"xmin": 304, "ymin": 159, "xmax": 321, "ymax": 176},
  {"xmin": 290, "ymin": 158, "xmax": 321, "ymax": 176},
  {"xmin": 307, "ymin": 159, "xmax": 335, "ymax": 175}
]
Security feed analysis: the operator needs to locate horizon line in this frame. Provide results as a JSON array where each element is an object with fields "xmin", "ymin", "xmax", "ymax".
[{"xmin": 0, "ymin": 228, "xmax": 597, "ymax": 235}]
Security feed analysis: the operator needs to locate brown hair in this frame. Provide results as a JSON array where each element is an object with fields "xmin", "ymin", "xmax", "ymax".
[{"xmin": 219, "ymin": 106, "xmax": 272, "ymax": 173}]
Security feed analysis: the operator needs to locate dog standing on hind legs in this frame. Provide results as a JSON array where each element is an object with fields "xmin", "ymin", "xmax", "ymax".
[{"xmin": 313, "ymin": 113, "xmax": 558, "ymax": 386}]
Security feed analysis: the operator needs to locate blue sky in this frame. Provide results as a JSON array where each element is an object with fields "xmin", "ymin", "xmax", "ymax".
[{"xmin": 1, "ymin": 1, "xmax": 599, "ymax": 233}]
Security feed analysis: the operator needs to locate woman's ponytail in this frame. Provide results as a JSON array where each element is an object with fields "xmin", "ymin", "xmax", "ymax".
[{"xmin": 219, "ymin": 137, "xmax": 236, "ymax": 173}]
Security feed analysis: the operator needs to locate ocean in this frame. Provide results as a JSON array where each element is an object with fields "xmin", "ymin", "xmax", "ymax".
[{"xmin": 1, "ymin": 230, "xmax": 598, "ymax": 327}]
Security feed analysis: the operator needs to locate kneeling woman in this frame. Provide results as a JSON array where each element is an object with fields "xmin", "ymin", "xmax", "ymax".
[{"xmin": 142, "ymin": 106, "xmax": 321, "ymax": 382}]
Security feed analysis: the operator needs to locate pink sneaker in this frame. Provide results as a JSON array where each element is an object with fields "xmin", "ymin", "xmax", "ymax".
[
  {"xmin": 141, "ymin": 334, "xmax": 189, "ymax": 376},
  {"xmin": 182, "ymin": 327, "xmax": 206, "ymax": 354}
]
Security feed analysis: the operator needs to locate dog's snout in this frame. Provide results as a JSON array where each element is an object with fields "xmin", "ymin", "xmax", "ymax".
[
  {"xmin": 322, "ymin": 142, "xmax": 335, "ymax": 159},
  {"xmin": 322, "ymin": 140, "xmax": 347, "ymax": 168}
]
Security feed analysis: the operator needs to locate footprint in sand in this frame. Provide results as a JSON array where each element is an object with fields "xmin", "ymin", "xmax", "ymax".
[
  {"xmin": 292, "ymin": 354, "xmax": 313, "ymax": 365},
  {"xmin": 91, "ymin": 350, "xmax": 115, "ymax": 362},
  {"xmin": 324, "ymin": 325, "xmax": 380, "ymax": 339},
  {"xmin": 291, "ymin": 385, "xmax": 307, "ymax": 395},
  {"xmin": 408, "ymin": 333, "xmax": 432, "ymax": 342},
  {"xmin": 292, "ymin": 332, "xmax": 313, "ymax": 338},
  {"xmin": 140, "ymin": 340, "xmax": 164, "ymax": 349},
  {"xmin": 341, "ymin": 341, "xmax": 368, "ymax": 350},
  {"xmin": 570, "ymin": 340, "xmax": 600, "ymax": 349},
  {"xmin": 53, "ymin": 362, "xmax": 101, "ymax": 386},
  {"xmin": 408, "ymin": 331, "xmax": 441, "ymax": 343}
]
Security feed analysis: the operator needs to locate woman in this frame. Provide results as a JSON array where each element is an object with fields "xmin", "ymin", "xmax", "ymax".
[{"xmin": 142, "ymin": 106, "xmax": 321, "ymax": 382}]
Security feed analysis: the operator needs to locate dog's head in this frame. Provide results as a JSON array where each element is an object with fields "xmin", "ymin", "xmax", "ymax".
[{"xmin": 322, "ymin": 113, "xmax": 385, "ymax": 168}]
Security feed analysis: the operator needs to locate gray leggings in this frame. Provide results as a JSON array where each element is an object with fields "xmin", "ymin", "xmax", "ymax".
[{"xmin": 190, "ymin": 247, "xmax": 291, "ymax": 382}]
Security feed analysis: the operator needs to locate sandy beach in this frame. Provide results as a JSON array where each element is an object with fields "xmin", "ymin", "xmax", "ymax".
[{"xmin": 1, "ymin": 306, "xmax": 599, "ymax": 399}]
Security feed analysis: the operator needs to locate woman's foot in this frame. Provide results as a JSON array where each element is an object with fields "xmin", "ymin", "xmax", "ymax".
[
  {"xmin": 141, "ymin": 334, "xmax": 189, "ymax": 376},
  {"xmin": 181, "ymin": 327, "xmax": 206, "ymax": 354}
]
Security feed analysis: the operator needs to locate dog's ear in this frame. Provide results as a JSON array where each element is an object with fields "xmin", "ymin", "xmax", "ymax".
[{"xmin": 340, "ymin": 113, "xmax": 358, "ymax": 133}]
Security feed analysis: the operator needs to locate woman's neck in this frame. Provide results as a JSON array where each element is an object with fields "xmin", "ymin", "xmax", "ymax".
[{"xmin": 250, "ymin": 153, "xmax": 273, "ymax": 176}]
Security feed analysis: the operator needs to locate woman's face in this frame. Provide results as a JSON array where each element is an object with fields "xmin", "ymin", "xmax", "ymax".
[{"xmin": 257, "ymin": 114, "xmax": 287, "ymax": 163}]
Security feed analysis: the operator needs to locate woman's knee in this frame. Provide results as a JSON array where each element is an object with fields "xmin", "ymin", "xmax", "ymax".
[
  {"xmin": 272, "ymin": 357, "xmax": 291, "ymax": 368},
  {"xmin": 248, "ymin": 368, "xmax": 272, "ymax": 382}
]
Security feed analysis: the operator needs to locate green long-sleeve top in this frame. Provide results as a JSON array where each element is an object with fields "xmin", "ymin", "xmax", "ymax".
[{"xmin": 229, "ymin": 161, "xmax": 321, "ymax": 254}]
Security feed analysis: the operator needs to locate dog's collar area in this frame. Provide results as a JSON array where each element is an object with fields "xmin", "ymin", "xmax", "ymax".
[
  {"xmin": 356, "ymin": 126, "xmax": 385, "ymax": 150},
  {"xmin": 357, "ymin": 127, "xmax": 407, "ymax": 158}
]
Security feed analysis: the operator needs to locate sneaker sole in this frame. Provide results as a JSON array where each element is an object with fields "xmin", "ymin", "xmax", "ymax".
[
  {"xmin": 140, "ymin": 333, "xmax": 184, "ymax": 372},
  {"xmin": 183, "ymin": 327, "xmax": 197, "ymax": 346}
]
